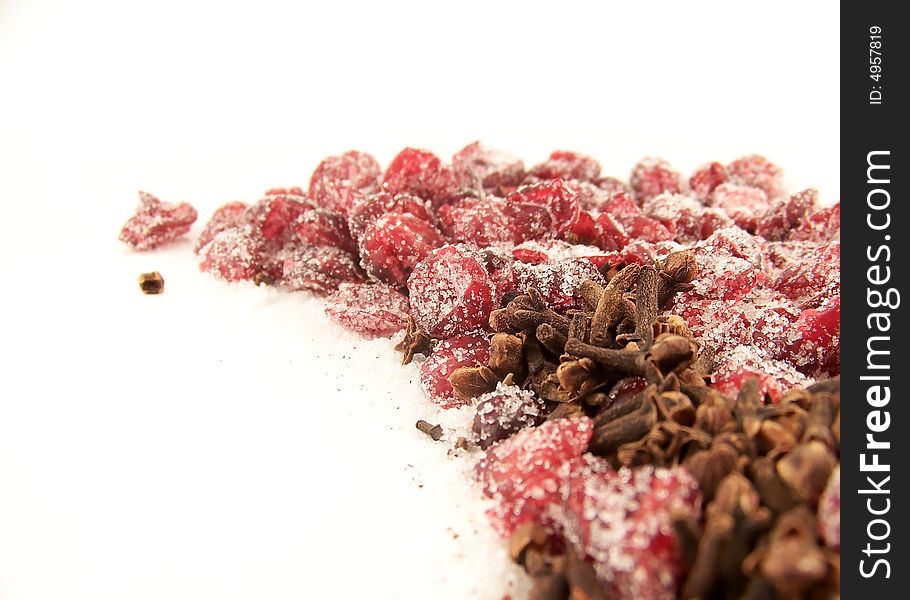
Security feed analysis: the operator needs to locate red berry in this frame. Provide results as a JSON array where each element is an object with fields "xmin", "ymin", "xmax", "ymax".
[
  {"xmin": 419, "ymin": 333, "xmax": 490, "ymax": 408},
  {"xmin": 688, "ymin": 161, "xmax": 728, "ymax": 202},
  {"xmin": 309, "ymin": 178, "xmax": 366, "ymax": 216},
  {"xmin": 789, "ymin": 202, "xmax": 840, "ymax": 242},
  {"xmin": 630, "ymin": 157, "xmax": 682, "ymax": 204},
  {"xmin": 594, "ymin": 176, "xmax": 630, "ymax": 198},
  {"xmin": 347, "ymin": 191, "xmax": 435, "ymax": 242},
  {"xmin": 709, "ymin": 183, "xmax": 771, "ymax": 232},
  {"xmin": 818, "ymin": 466, "xmax": 840, "ymax": 551},
  {"xmin": 567, "ymin": 180, "xmax": 613, "ymax": 212},
  {"xmin": 308, "ymin": 150, "xmax": 381, "ymax": 207},
  {"xmin": 439, "ymin": 197, "xmax": 522, "ymax": 246},
  {"xmin": 452, "ymin": 141, "xmax": 525, "ymax": 190},
  {"xmin": 119, "ymin": 191, "xmax": 198, "ymax": 251},
  {"xmin": 601, "ymin": 192, "xmax": 673, "ymax": 243},
  {"xmin": 698, "ymin": 226, "xmax": 768, "ymax": 271},
  {"xmin": 784, "ymin": 295, "xmax": 841, "ymax": 376},
  {"xmin": 564, "ymin": 209, "xmax": 599, "ymax": 245},
  {"xmin": 383, "ymin": 147, "xmax": 454, "ymax": 208},
  {"xmin": 475, "ymin": 417, "xmax": 594, "ymax": 536},
  {"xmin": 358, "ymin": 213, "xmax": 445, "ymax": 287},
  {"xmin": 528, "ymin": 150, "xmax": 601, "ymax": 182},
  {"xmin": 595, "ymin": 212, "xmax": 631, "ymax": 251},
  {"xmin": 247, "ymin": 190, "xmax": 314, "ymax": 247},
  {"xmin": 473, "ymin": 384, "xmax": 547, "ymax": 450},
  {"xmin": 324, "ymin": 283, "xmax": 409, "ymax": 339},
  {"xmin": 756, "ymin": 188, "xmax": 819, "ymax": 241},
  {"xmin": 198, "ymin": 225, "xmax": 267, "ymax": 282},
  {"xmin": 195, "ymin": 201, "xmax": 249, "ymax": 254},
  {"xmin": 511, "ymin": 259, "xmax": 606, "ymax": 311},
  {"xmin": 764, "ymin": 240, "xmax": 819, "ymax": 274},
  {"xmin": 727, "ymin": 154, "xmax": 783, "ymax": 199},
  {"xmin": 282, "ymin": 246, "xmax": 365, "ymax": 294},
  {"xmin": 773, "ymin": 242, "xmax": 840, "ymax": 309},
  {"xmin": 643, "ymin": 193, "xmax": 733, "ymax": 243},
  {"xmin": 672, "ymin": 297, "xmax": 752, "ymax": 355},
  {"xmin": 293, "ymin": 209, "xmax": 357, "ymax": 254},
  {"xmin": 712, "ymin": 346, "xmax": 811, "ymax": 403},
  {"xmin": 555, "ymin": 466, "xmax": 701, "ymax": 600},
  {"xmin": 408, "ymin": 244, "xmax": 495, "ymax": 338},
  {"xmin": 504, "ymin": 180, "xmax": 581, "ymax": 238}
]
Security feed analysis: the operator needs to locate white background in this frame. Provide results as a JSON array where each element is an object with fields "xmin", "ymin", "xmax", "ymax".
[{"xmin": 1, "ymin": 1, "xmax": 838, "ymax": 599}]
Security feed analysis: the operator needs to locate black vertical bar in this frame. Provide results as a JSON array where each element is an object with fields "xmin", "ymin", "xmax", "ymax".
[{"xmin": 841, "ymin": 2, "xmax": 907, "ymax": 597}]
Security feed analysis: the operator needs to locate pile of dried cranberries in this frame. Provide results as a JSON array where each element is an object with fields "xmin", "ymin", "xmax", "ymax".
[{"xmin": 121, "ymin": 143, "xmax": 840, "ymax": 600}]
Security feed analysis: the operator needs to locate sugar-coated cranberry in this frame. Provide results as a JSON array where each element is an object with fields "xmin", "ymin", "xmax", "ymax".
[
  {"xmin": 247, "ymin": 190, "xmax": 314, "ymax": 246},
  {"xmin": 643, "ymin": 193, "xmax": 733, "ymax": 243},
  {"xmin": 194, "ymin": 201, "xmax": 248, "ymax": 254},
  {"xmin": 554, "ymin": 466, "xmax": 701, "ymax": 600},
  {"xmin": 119, "ymin": 191, "xmax": 198, "ymax": 251},
  {"xmin": 308, "ymin": 150, "xmax": 381, "ymax": 208},
  {"xmin": 308, "ymin": 178, "xmax": 366, "ymax": 216},
  {"xmin": 347, "ymin": 191, "xmax": 435, "ymax": 242},
  {"xmin": 293, "ymin": 209, "xmax": 357, "ymax": 254},
  {"xmin": 564, "ymin": 209, "xmax": 599, "ymax": 245},
  {"xmin": 789, "ymin": 202, "xmax": 841, "ymax": 242},
  {"xmin": 595, "ymin": 212, "xmax": 631, "ymax": 251},
  {"xmin": 784, "ymin": 295, "xmax": 841, "ymax": 376},
  {"xmin": 358, "ymin": 213, "xmax": 445, "ymax": 287},
  {"xmin": 504, "ymin": 179, "xmax": 581, "ymax": 238},
  {"xmin": 594, "ymin": 176, "xmax": 630, "ymax": 198},
  {"xmin": 630, "ymin": 157, "xmax": 682, "ymax": 204},
  {"xmin": 198, "ymin": 225, "xmax": 267, "ymax": 282},
  {"xmin": 439, "ymin": 197, "xmax": 522, "ymax": 246},
  {"xmin": 419, "ymin": 333, "xmax": 490, "ymax": 408},
  {"xmin": 688, "ymin": 161, "xmax": 728, "ymax": 202},
  {"xmin": 408, "ymin": 244, "xmax": 495, "ymax": 338},
  {"xmin": 475, "ymin": 417, "xmax": 594, "ymax": 536},
  {"xmin": 282, "ymin": 246, "xmax": 365, "ymax": 294},
  {"xmin": 511, "ymin": 259, "xmax": 606, "ymax": 311},
  {"xmin": 472, "ymin": 384, "xmax": 547, "ymax": 450},
  {"xmin": 755, "ymin": 188, "xmax": 819, "ymax": 241},
  {"xmin": 324, "ymin": 283, "xmax": 409, "ymax": 339},
  {"xmin": 726, "ymin": 154, "xmax": 783, "ymax": 198},
  {"xmin": 382, "ymin": 147, "xmax": 455, "ymax": 208},
  {"xmin": 528, "ymin": 150, "xmax": 601, "ymax": 183},
  {"xmin": 452, "ymin": 141, "xmax": 525, "ymax": 190},
  {"xmin": 773, "ymin": 242, "xmax": 840, "ymax": 309},
  {"xmin": 709, "ymin": 183, "xmax": 771, "ymax": 232},
  {"xmin": 712, "ymin": 345, "xmax": 811, "ymax": 403}
]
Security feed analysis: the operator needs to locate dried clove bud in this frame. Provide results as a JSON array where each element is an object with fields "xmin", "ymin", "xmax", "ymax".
[
  {"xmin": 395, "ymin": 315, "xmax": 435, "ymax": 365},
  {"xmin": 449, "ymin": 365, "xmax": 499, "ymax": 403},
  {"xmin": 138, "ymin": 271, "xmax": 164, "ymax": 294},
  {"xmin": 415, "ymin": 420, "xmax": 443, "ymax": 441},
  {"xmin": 488, "ymin": 333, "xmax": 526, "ymax": 381},
  {"xmin": 775, "ymin": 439, "xmax": 837, "ymax": 507}
]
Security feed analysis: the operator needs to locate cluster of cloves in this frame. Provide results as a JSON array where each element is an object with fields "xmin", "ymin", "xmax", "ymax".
[{"xmin": 398, "ymin": 250, "xmax": 840, "ymax": 599}]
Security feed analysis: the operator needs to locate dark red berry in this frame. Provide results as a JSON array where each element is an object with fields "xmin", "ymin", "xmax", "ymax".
[
  {"xmin": 630, "ymin": 157, "xmax": 682, "ymax": 204},
  {"xmin": 473, "ymin": 384, "xmax": 547, "ymax": 449},
  {"xmin": 452, "ymin": 141, "xmax": 525, "ymax": 190},
  {"xmin": 709, "ymin": 183, "xmax": 771, "ymax": 232},
  {"xmin": 308, "ymin": 150, "xmax": 381, "ymax": 207},
  {"xmin": 293, "ymin": 209, "xmax": 357, "ymax": 254},
  {"xmin": 773, "ymin": 242, "xmax": 840, "ymax": 309},
  {"xmin": 756, "ymin": 188, "xmax": 819, "ymax": 241},
  {"xmin": 347, "ymin": 191, "xmax": 435, "ymax": 242},
  {"xmin": 382, "ymin": 147, "xmax": 455, "ymax": 208},
  {"xmin": 419, "ymin": 333, "xmax": 490, "ymax": 408},
  {"xmin": 358, "ymin": 213, "xmax": 445, "ymax": 287},
  {"xmin": 408, "ymin": 244, "xmax": 495, "ymax": 338},
  {"xmin": 528, "ymin": 150, "xmax": 601, "ymax": 182},
  {"xmin": 195, "ymin": 201, "xmax": 248, "ymax": 254},
  {"xmin": 789, "ymin": 202, "xmax": 840, "ymax": 242},
  {"xmin": 324, "ymin": 282, "xmax": 409, "ymax": 338},
  {"xmin": 727, "ymin": 154, "xmax": 783, "ymax": 199},
  {"xmin": 643, "ymin": 193, "xmax": 733, "ymax": 243},
  {"xmin": 282, "ymin": 246, "xmax": 365, "ymax": 294},
  {"xmin": 688, "ymin": 161, "xmax": 728, "ymax": 202},
  {"xmin": 119, "ymin": 191, "xmax": 198, "ymax": 251},
  {"xmin": 712, "ymin": 346, "xmax": 810, "ymax": 403},
  {"xmin": 247, "ymin": 190, "xmax": 314, "ymax": 247},
  {"xmin": 504, "ymin": 180, "xmax": 580, "ymax": 238},
  {"xmin": 198, "ymin": 225, "xmax": 267, "ymax": 282}
]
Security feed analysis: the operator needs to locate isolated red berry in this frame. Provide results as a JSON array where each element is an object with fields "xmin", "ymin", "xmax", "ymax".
[
  {"xmin": 452, "ymin": 141, "xmax": 525, "ymax": 190},
  {"xmin": 630, "ymin": 157, "xmax": 682, "ymax": 204},
  {"xmin": 119, "ymin": 191, "xmax": 198, "ymax": 251},
  {"xmin": 195, "ymin": 201, "xmax": 249, "ymax": 254}
]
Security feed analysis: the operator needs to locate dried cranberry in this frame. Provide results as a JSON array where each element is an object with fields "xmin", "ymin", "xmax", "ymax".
[
  {"xmin": 630, "ymin": 157, "xmax": 682, "ymax": 204},
  {"xmin": 473, "ymin": 384, "xmax": 547, "ymax": 449},
  {"xmin": 195, "ymin": 201, "xmax": 249, "ymax": 254},
  {"xmin": 293, "ymin": 209, "xmax": 357, "ymax": 254},
  {"xmin": 555, "ymin": 466, "xmax": 701, "ymax": 600},
  {"xmin": 727, "ymin": 154, "xmax": 783, "ymax": 198},
  {"xmin": 528, "ymin": 150, "xmax": 601, "ymax": 182},
  {"xmin": 755, "ymin": 188, "xmax": 819, "ymax": 241},
  {"xmin": 452, "ymin": 141, "xmax": 525, "ymax": 190},
  {"xmin": 439, "ymin": 197, "xmax": 521, "ymax": 246},
  {"xmin": 247, "ymin": 190, "xmax": 314, "ymax": 247},
  {"xmin": 382, "ymin": 147, "xmax": 454, "ymax": 208},
  {"xmin": 784, "ymin": 295, "xmax": 841, "ymax": 376},
  {"xmin": 594, "ymin": 176, "xmax": 630, "ymax": 198},
  {"xmin": 119, "ymin": 191, "xmax": 198, "ymax": 251},
  {"xmin": 308, "ymin": 150, "xmax": 381, "ymax": 206},
  {"xmin": 564, "ymin": 209, "xmax": 599, "ymax": 245},
  {"xmin": 773, "ymin": 242, "xmax": 840, "ymax": 309},
  {"xmin": 567, "ymin": 180, "xmax": 613, "ymax": 212},
  {"xmin": 600, "ymin": 192, "xmax": 673, "ymax": 243},
  {"xmin": 309, "ymin": 178, "xmax": 366, "ymax": 216},
  {"xmin": 475, "ymin": 417, "xmax": 594, "ymax": 536},
  {"xmin": 347, "ymin": 191, "xmax": 435, "ymax": 242},
  {"xmin": 511, "ymin": 259, "xmax": 606, "ymax": 311},
  {"xmin": 324, "ymin": 283, "xmax": 409, "ymax": 338},
  {"xmin": 358, "ymin": 213, "xmax": 445, "ymax": 287},
  {"xmin": 504, "ymin": 180, "xmax": 580, "ymax": 238},
  {"xmin": 712, "ymin": 346, "xmax": 811, "ymax": 403},
  {"xmin": 789, "ymin": 202, "xmax": 841, "ymax": 242},
  {"xmin": 698, "ymin": 227, "xmax": 768, "ymax": 271},
  {"xmin": 419, "ymin": 333, "xmax": 490, "ymax": 408},
  {"xmin": 688, "ymin": 161, "xmax": 728, "ymax": 202},
  {"xmin": 709, "ymin": 183, "xmax": 771, "ymax": 232},
  {"xmin": 282, "ymin": 246, "xmax": 365, "ymax": 294},
  {"xmin": 595, "ymin": 212, "xmax": 631, "ymax": 251},
  {"xmin": 408, "ymin": 244, "xmax": 495, "ymax": 338},
  {"xmin": 642, "ymin": 193, "xmax": 733, "ymax": 243},
  {"xmin": 198, "ymin": 225, "xmax": 268, "ymax": 282}
]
